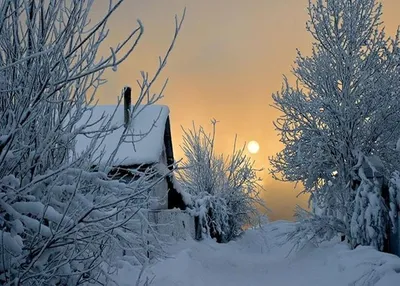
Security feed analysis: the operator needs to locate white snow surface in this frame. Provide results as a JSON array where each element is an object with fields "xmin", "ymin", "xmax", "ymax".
[
  {"xmin": 75, "ymin": 104, "xmax": 169, "ymax": 166},
  {"xmin": 113, "ymin": 221, "xmax": 400, "ymax": 286}
]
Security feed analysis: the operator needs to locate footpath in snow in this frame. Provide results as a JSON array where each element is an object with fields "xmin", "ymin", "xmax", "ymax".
[{"xmin": 115, "ymin": 221, "xmax": 400, "ymax": 286}]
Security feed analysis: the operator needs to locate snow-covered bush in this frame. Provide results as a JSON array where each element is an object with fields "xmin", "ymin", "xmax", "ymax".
[
  {"xmin": 350, "ymin": 159, "xmax": 389, "ymax": 250},
  {"xmin": 0, "ymin": 1, "xmax": 184, "ymax": 284},
  {"xmin": 285, "ymin": 206, "xmax": 347, "ymax": 252},
  {"xmin": 270, "ymin": 0, "xmax": 400, "ymax": 250},
  {"xmin": 388, "ymin": 171, "xmax": 400, "ymax": 234},
  {"xmin": 178, "ymin": 120, "xmax": 265, "ymax": 242}
]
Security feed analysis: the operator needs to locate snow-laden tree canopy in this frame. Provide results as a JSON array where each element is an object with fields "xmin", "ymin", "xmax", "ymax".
[{"xmin": 270, "ymin": 0, "xmax": 400, "ymax": 250}]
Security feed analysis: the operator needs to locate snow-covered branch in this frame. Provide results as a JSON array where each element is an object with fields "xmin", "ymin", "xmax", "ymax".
[{"xmin": 0, "ymin": 1, "xmax": 184, "ymax": 284}]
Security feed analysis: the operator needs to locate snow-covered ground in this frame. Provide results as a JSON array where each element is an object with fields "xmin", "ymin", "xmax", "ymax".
[{"xmin": 114, "ymin": 221, "xmax": 400, "ymax": 286}]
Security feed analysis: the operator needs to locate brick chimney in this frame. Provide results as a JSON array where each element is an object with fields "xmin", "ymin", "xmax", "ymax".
[{"xmin": 123, "ymin": 86, "xmax": 131, "ymax": 127}]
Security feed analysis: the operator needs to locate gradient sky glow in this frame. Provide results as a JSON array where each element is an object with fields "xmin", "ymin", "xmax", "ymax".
[{"xmin": 93, "ymin": 0, "xmax": 400, "ymax": 220}]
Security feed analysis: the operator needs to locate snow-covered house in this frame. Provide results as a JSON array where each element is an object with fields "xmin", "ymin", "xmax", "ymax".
[
  {"xmin": 75, "ymin": 88, "xmax": 196, "ymax": 245},
  {"xmin": 75, "ymin": 87, "xmax": 186, "ymax": 211}
]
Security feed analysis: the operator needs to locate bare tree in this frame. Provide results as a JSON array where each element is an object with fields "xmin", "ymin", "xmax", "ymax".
[
  {"xmin": 0, "ymin": 0, "xmax": 184, "ymax": 284},
  {"xmin": 270, "ymin": 0, "xmax": 400, "ymax": 250}
]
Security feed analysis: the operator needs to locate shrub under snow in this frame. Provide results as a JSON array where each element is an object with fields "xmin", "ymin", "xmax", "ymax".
[{"xmin": 178, "ymin": 120, "xmax": 266, "ymax": 243}]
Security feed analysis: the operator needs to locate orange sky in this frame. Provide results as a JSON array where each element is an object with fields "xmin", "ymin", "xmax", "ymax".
[{"xmin": 92, "ymin": 0, "xmax": 400, "ymax": 220}]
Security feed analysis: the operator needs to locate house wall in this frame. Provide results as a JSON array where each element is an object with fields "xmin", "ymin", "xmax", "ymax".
[
  {"xmin": 148, "ymin": 146, "xmax": 169, "ymax": 210},
  {"xmin": 156, "ymin": 146, "xmax": 170, "ymax": 209},
  {"xmin": 146, "ymin": 209, "xmax": 196, "ymax": 241},
  {"xmin": 150, "ymin": 178, "xmax": 168, "ymax": 209},
  {"xmin": 137, "ymin": 209, "xmax": 195, "ymax": 260}
]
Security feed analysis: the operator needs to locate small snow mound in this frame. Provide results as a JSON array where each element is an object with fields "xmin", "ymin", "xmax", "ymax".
[{"xmin": 232, "ymin": 226, "xmax": 270, "ymax": 254}]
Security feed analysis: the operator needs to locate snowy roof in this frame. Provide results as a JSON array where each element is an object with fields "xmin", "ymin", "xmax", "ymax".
[{"xmin": 75, "ymin": 104, "xmax": 170, "ymax": 166}]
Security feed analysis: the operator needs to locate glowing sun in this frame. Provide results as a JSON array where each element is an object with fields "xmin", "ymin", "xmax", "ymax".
[{"xmin": 247, "ymin": 140, "xmax": 260, "ymax": 154}]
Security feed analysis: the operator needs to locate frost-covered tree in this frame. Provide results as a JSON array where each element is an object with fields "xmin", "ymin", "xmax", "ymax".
[
  {"xmin": 0, "ymin": 0, "xmax": 184, "ymax": 284},
  {"xmin": 270, "ymin": 0, "xmax": 400, "ymax": 250},
  {"xmin": 178, "ymin": 120, "xmax": 265, "ymax": 242}
]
